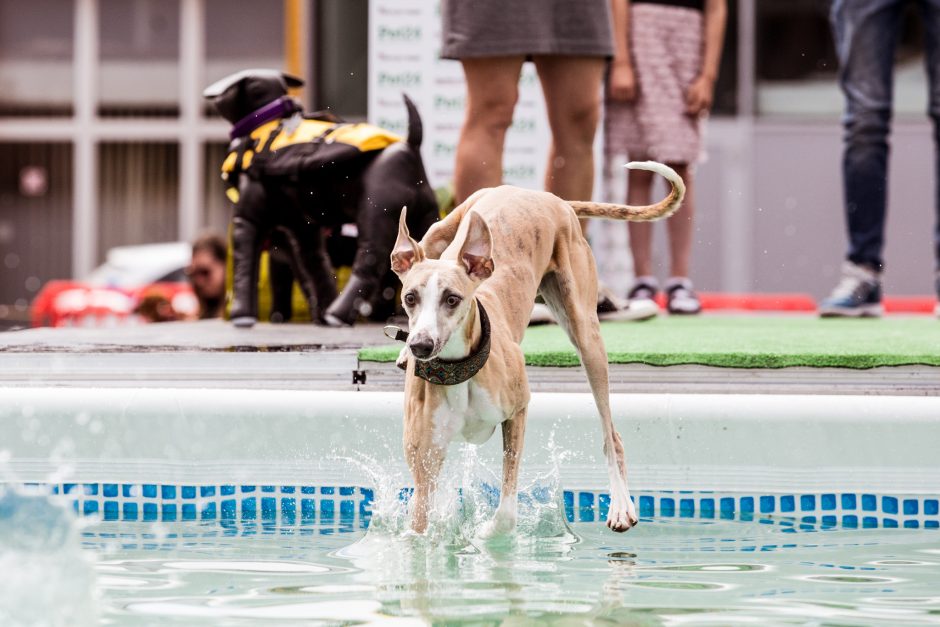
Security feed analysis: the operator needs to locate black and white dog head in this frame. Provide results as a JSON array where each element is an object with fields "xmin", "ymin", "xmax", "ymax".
[{"xmin": 202, "ymin": 69, "xmax": 304, "ymax": 124}]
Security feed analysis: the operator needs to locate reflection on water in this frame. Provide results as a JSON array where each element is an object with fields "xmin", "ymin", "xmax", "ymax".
[{"xmin": 77, "ymin": 516, "xmax": 940, "ymax": 626}]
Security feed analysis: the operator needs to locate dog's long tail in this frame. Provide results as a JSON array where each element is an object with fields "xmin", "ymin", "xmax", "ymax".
[
  {"xmin": 569, "ymin": 161, "xmax": 685, "ymax": 222},
  {"xmin": 403, "ymin": 93, "xmax": 423, "ymax": 149}
]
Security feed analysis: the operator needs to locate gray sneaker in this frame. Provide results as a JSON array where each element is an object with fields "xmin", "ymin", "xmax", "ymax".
[{"xmin": 819, "ymin": 261, "xmax": 883, "ymax": 318}]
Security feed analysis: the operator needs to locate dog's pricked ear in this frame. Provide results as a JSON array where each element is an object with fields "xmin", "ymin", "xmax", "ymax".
[
  {"xmin": 391, "ymin": 207, "xmax": 425, "ymax": 276},
  {"xmin": 459, "ymin": 211, "xmax": 494, "ymax": 280}
]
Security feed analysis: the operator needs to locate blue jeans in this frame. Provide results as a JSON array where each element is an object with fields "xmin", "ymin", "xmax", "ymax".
[{"xmin": 831, "ymin": 0, "xmax": 940, "ymax": 270}]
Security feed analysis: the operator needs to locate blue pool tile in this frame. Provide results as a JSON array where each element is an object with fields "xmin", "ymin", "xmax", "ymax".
[
  {"xmin": 242, "ymin": 498, "xmax": 257, "ymax": 520},
  {"xmin": 680, "ymin": 499, "xmax": 695, "ymax": 517},
  {"xmin": 83, "ymin": 484, "xmax": 99, "ymax": 496},
  {"xmin": 579, "ymin": 492, "xmax": 595, "ymax": 522},
  {"xmin": 162, "ymin": 504, "xmax": 177, "ymax": 521},
  {"xmin": 638, "ymin": 495, "xmax": 654, "ymax": 517},
  {"xmin": 841, "ymin": 494, "xmax": 857, "ymax": 510},
  {"xmin": 241, "ymin": 485, "xmax": 256, "ymax": 493},
  {"xmin": 161, "ymin": 485, "xmax": 176, "ymax": 499},
  {"xmin": 340, "ymin": 486, "xmax": 355, "ymax": 496},
  {"xmin": 740, "ymin": 497, "xmax": 754, "ymax": 514},
  {"xmin": 862, "ymin": 494, "xmax": 877, "ymax": 511},
  {"xmin": 182, "ymin": 504, "xmax": 197, "ymax": 520},
  {"xmin": 598, "ymin": 494, "xmax": 610, "ymax": 519},
  {"xmin": 821, "ymin": 494, "xmax": 836, "ymax": 511},
  {"xmin": 903, "ymin": 500, "xmax": 919, "ymax": 515},
  {"xmin": 843, "ymin": 515, "xmax": 858, "ymax": 528},
  {"xmin": 700, "ymin": 498, "xmax": 715, "ymax": 518},
  {"xmin": 564, "ymin": 491, "xmax": 575, "ymax": 522},
  {"xmin": 83, "ymin": 501, "xmax": 99, "ymax": 515},
  {"xmin": 143, "ymin": 503, "xmax": 158, "ymax": 521},
  {"xmin": 262, "ymin": 485, "xmax": 276, "ymax": 493},
  {"xmin": 341, "ymin": 500, "xmax": 355, "ymax": 523},
  {"xmin": 321, "ymin": 499, "xmax": 335, "ymax": 523},
  {"xmin": 122, "ymin": 484, "xmax": 137, "ymax": 498},
  {"xmin": 221, "ymin": 500, "xmax": 236, "ymax": 519},
  {"xmin": 800, "ymin": 495, "xmax": 815, "ymax": 511},
  {"xmin": 301, "ymin": 486, "xmax": 316, "ymax": 495},
  {"xmin": 780, "ymin": 495, "xmax": 795, "ymax": 512},
  {"xmin": 904, "ymin": 520, "xmax": 920, "ymax": 529},
  {"xmin": 660, "ymin": 497, "xmax": 675, "ymax": 517},
  {"xmin": 120, "ymin": 502, "xmax": 138, "ymax": 520},
  {"xmin": 181, "ymin": 486, "xmax": 196, "ymax": 499},
  {"xmin": 821, "ymin": 515, "xmax": 838, "ymax": 527},
  {"xmin": 321, "ymin": 487, "xmax": 335, "ymax": 495},
  {"xmin": 103, "ymin": 501, "xmax": 119, "ymax": 519},
  {"xmin": 301, "ymin": 498, "xmax": 316, "ymax": 521},
  {"xmin": 926, "ymin": 500, "xmax": 939, "ymax": 516},
  {"xmin": 282, "ymin": 498, "xmax": 296, "ymax": 518},
  {"xmin": 862, "ymin": 516, "xmax": 878, "ymax": 528},
  {"xmin": 926, "ymin": 521, "xmax": 939, "ymax": 529},
  {"xmin": 720, "ymin": 497, "xmax": 735, "ymax": 514},
  {"xmin": 281, "ymin": 486, "xmax": 296, "ymax": 494},
  {"xmin": 221, "ymin": 485, "xmax": 236, "ymax": 496},
  {"xmin": 103, "ymin": 484, "xmax": 118, "ymax": 498},
  {"xmin": 261, "ymin": 498, "xmax": 277, "ymax": 520},
  {"xmin": 201, "ymin": 503, "xmax": 217, "ymax": 520},
  {"xmin": 883, "ymin": 518, "xmax": 898, "ymax": 528},
  {"xmin": 200, "ymin": 486, "xmax": 216, "ymax": 497},
  {"xmin": 760, "ymin": 496, "xmax": 775, "ymax": 513},
  {"xmin": 883, "ymin": 496, "xmax": 898, "ymax": 515}
]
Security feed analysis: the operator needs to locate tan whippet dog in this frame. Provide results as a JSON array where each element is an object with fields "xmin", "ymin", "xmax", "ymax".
[{"xmin": 390, "ymin": 161, "xmax": 684, "ymax": 537}]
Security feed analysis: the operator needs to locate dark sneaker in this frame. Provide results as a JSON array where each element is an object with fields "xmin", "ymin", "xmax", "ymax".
[
  {"xmin": 627, "ymin": 277, "xmax": 659, "ymax": 304},
  {"xmin": 819, "ymin": 262, "xmax": 882, "ymax": 317},
  {"xmin": 664, "ymin": 277, "xmax": 702, "ymax": 315},
  {"xmin": 935, "ymin": 272, "xmax": 940, "ymax": 318},
  {"xmin": 598, "ymin": 285, "xmax": 657, "ymax": 321}
]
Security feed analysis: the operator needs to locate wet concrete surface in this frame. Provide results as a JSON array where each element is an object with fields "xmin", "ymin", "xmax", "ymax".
[{"xmin": 2, "ymin": 320, "xmax": 938, "ymax": 395}]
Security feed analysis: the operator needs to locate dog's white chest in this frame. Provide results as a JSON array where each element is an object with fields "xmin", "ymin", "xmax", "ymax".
[{"xmin": 431, "ymin": 382, "xmax": 506, "ymax": 447}]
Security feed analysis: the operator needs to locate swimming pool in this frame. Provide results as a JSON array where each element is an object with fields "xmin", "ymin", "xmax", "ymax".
[{"xmin": 2, "ymin": 386, "xmax": 939, "ymax": 624}]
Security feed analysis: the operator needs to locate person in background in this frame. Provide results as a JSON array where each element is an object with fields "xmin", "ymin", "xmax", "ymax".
[
  {"xmin": 442, "ymin": 0, "xmax": 644, "ymax": 320},
  {"xmin": 605, "ymin": 0, "xmax": 727, "ymax": 315},
  {"xmin": 820, "ymin": 0, "xmax": 940, "ymax": 318},
  {"xmin": 187, "ymin": 234, "xmax": 227, "ymax": 319}
]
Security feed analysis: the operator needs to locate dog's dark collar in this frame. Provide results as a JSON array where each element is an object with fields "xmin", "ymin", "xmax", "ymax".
[
  {"xmin": 385, "ymin": 300, "xmax": 491, "ymax": 386},
  {"xmin": 230, "ymin": 96, "xmax": 299, "ymax": 140}
]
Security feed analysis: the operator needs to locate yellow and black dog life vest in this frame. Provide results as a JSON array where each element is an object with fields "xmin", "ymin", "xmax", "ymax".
[{"xmin": 220, "ymin": 114, "xmax": 403, "ymax": 204}]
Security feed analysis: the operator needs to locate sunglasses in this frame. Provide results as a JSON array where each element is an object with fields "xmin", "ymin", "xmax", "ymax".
[{"xmin": 186, "ymin": 266, "xmax": 214, "ymax": 279}]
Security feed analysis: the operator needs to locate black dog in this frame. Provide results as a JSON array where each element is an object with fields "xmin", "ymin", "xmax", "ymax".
[{"xmin": 203, "ymin": 69, "xmax": 438, "ymax": 326}]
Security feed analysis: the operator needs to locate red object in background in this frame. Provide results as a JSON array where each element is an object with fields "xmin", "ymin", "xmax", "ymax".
[
  {"xmin": 656, "ymin": 292, "xmax": 936, "ymax": 314},
  {"xmin": 31, "ymin": 281, "xmax": 198, "ymax": 328}
]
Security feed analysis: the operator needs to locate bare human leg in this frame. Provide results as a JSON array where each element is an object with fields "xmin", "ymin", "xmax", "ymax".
[{"xmin": 453, "ymin": 56, "xmax": 526, "ymax": 204}]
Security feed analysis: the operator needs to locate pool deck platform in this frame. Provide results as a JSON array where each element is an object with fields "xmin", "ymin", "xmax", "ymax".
[{"xmin": 2, "ymin": 318, "xmax": 938, "ymax": 396}]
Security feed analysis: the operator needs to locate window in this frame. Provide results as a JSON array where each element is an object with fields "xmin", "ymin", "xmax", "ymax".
[
  {"xmin": 756, "ymin": 0, "xmax": 928, "ymax": 117},
  {"xmin": 0, "ymin": 0, "xmax": 75, "ymax": 116}
]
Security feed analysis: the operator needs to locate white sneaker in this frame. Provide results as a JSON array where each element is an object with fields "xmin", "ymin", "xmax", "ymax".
[
  {"xmin": 664, "ymin": 277, "xmax": 702, "ymax": 315},
  {"xmin": 529, "ymin": 302, "xmax": 556, "ymax": 325}
]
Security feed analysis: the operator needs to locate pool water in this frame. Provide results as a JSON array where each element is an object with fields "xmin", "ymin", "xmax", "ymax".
[{"xmin": 81, "ymin": 516, "xmax": 939, "ymax": 625}]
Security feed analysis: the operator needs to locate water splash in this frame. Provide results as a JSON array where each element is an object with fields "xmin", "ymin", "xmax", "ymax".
[{"xmin": 0, "ymin": 486, "xmax": 99, "ymax": 626}]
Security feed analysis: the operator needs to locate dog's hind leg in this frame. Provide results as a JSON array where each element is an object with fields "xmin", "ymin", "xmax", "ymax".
[
  {"xmin": 540, "ymin": 261, "xmax": 639, "ymax": 532},
  {"xmin": 479, "ymin": 406, "xmax": 527, "ymax": 539}
]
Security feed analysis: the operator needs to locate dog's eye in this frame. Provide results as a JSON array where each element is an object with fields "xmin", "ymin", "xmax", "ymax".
[
  {"xmin": 445, "ymin": 295, "xmax": 461, "ymax": 308},
  {"xmin": 403, "ymin": 293, "xmax": 416, "ymax": 307}
]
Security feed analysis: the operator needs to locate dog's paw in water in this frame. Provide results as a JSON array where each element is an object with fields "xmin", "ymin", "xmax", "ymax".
[
  {"xmin": 477, "ymin": 512, "xmax": 517, "ymax": 540},
  {"xmin": 607, "ymin": 495, "xmax": 639, "ymax": 533}
]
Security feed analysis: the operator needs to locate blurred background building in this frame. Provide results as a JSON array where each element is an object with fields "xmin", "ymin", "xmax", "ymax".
[{"xmin": 0, "ymin": 0, "xmax": 935, "ymax": 322}]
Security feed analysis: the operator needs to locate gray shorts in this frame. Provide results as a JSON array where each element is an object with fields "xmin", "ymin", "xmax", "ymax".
[{"xmin": 441, "ymin": 0, "xmax": 614, "ymax": 60}]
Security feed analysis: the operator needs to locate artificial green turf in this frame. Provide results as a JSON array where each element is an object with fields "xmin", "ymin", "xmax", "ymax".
[{"xmin": 357, "ymin": 315, "xmax": 940, "ymax": 369}]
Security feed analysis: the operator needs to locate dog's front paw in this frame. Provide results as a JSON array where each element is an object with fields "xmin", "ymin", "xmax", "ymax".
[
  {"xmin": 478, "ymin": 512, "xmax": 517, "ymax": 539},
  {"xmin": 607, "ymin": 495, "xmax": 639, "ymax": 533}
]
